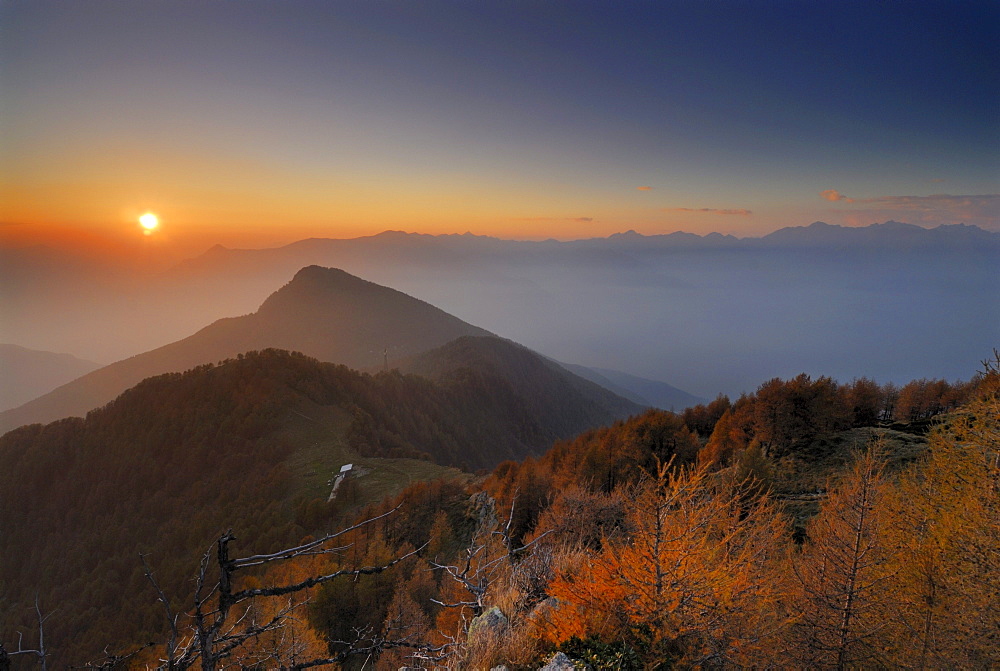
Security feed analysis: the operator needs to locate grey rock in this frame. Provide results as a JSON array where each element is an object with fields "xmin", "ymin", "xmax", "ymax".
[
  {"xmin": 468, "ymin": 605, "xmax": 508, "ymax": 642},
  {"xmin": 539, "ymin": 651, "xmax": 581, "ymax": 671}
]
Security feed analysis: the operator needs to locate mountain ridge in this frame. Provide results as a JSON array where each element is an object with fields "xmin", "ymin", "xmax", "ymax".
[
  {"xmin": 561, "ymin": 362, "xmax": 706, "ymax": 410},
  {"xmin": 0, "ymin": 267, "xmax": 653, "ymax": 436},
  {"xmin": 400, "ymin": 335, "xmax": 642, "ymax": 440},
  {"xmin": 3, "ymin": 346, "xmax": 625, "ymax": 664},
  {"xmin": 0, "ymin": 266, "xmax": 494, "ymax": 433}
]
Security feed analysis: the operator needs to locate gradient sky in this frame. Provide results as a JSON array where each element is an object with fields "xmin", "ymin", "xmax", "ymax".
[{"xmin": 2, "ymin": 0, "xmax": 997, "ymax": 258}]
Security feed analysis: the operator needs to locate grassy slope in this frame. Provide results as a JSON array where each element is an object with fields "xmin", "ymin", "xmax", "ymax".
[
  {"xmin": 280, "ymin": 401, "xmax": 466, "ymax": 511},
  {"xmin": 770, "ymin": 426, "xmax": 928, "ymax": 528}
]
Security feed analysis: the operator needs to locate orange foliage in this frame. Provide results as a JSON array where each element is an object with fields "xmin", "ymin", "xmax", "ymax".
[
  {"xmin": 698, "ymin": 407, "xmax": 746, "ymax": 468},
  {"xmin": 231, "ymin": 551, "xmax": 330, "ymax": 667},
  {"xmin": 544, "ymin": 462, "xmax": 789, "ymax": 666}
]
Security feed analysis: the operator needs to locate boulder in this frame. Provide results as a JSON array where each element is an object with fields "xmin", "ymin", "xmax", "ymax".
[
  {"xmin": 539, "ymin": 651, "xmax": 582, "ymax": 670},
  {"xmin": 468, "ymin": 605, "xmax": 508, "ymax": 642}
]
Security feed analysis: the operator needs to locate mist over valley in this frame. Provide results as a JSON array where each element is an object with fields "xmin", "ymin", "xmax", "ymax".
[{"xmin": 3, "ymin": 221, "xmax": 995, "ymax": 404}]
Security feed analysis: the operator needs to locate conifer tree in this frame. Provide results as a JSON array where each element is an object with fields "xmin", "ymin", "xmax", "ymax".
[
  {"xmin": 547, "ymin": 461, "xmax": 789, "ymax": 667},
  {"xmin": 786, "ymin": 446, "xmax": 893, "ymax": 669},
  {"xmin": 881, "ymin": 356, "xmax": 1000, "ymax": 667}
]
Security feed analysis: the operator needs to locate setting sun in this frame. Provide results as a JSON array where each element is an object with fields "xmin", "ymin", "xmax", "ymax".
[{"xmin": 139, "ymin": 212, "xmax": 159, "ymax": 233}]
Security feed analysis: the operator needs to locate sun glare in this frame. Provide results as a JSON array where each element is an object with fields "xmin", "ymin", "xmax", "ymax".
[{"xmin": 139, "ymin": 212, "xmax": 159, "ymax": 235}]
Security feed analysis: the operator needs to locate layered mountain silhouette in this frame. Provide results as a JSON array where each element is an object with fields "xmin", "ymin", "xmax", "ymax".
[
  {"xmin": 0, "ymin": 344, "xmax": 101, "ymax": 412},
  {"xmin": 0, "ymin": 266, "xmax": 494, "ymax": 433},
  {"xmin": 400, "ymin": 335, "xmax": 641, "ymax": 439},
  {"xmin": 0, "ymin": 266, "xmax": 647, "ymax": 435},
  {"xmin": 561, "ymin": 362, "xmax": 706, "ymax": 410},
  {"xmin": 0, "ymin": 281, "xmax": 644, "ymax": 662},
  {"xmin": 5, "ymin": 222, "xmax": 994, "ymax": 400}
]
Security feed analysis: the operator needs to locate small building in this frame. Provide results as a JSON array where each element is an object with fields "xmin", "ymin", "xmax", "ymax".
[{"xmin": 328, "ymin": 463, "xmax": 355, "ymax": 502}]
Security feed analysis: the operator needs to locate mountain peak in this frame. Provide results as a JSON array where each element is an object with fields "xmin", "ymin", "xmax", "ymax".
[
  {"xmin": 258, "ymin": 265, "xmax": 401, "ymax": 319},
  {"xmin": 610, "ymin": 229, "xmax": 643, "ymax": 238},
  {"xmin": 0, "ymin": 266, "xmax": 494, "ymax": 432},
  {"xmin": 872, "ymin": 220, "xmax": 922, "ymax": 232},
  {"xmin": 290, "ymin": 264, "xmax": 355, "ymax": 282}
]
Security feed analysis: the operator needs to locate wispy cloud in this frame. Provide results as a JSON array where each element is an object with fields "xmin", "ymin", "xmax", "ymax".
[
  {"xmin": 821, "ymin": 189, "xmax": 854, "ymax": 202},
  {"xmin": 636, "ymin": 186, "xmax": 653, "ymax": 191},
  {"xmin": 665, "ymin": 207, "xmax": 752, "ymax": 216}
]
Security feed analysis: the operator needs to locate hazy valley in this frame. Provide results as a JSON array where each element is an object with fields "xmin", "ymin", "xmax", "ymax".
[{"xmin": 4, "ymin": 222, "xmax": 996, "ymax": 400}]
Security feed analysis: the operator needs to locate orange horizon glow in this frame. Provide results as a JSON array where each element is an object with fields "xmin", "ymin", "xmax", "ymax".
[
  {"xmin": 0, "ymin": 204, "xmax": 943, "ymax": 261},
  {"xmin": 0, "ymin": 179, "xmax": 987, "ymax": 268}
]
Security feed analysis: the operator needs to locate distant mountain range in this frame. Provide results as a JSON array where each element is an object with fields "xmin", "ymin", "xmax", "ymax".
[
  {"xmin": 0, "ymin": 344, "xmax": 101, "ymax": 412},
  {"xmin": 0, "ymin": 266, "xmax": 651, "ymax": 434},
  {"xmin": 3, "ymin": 221, "xmax": 996, "ymax": 398},
  {"xmin": 596, "ymin": 220, "xmax": 998, "ymax": 250},
  {"xmin": 561, "ymin": 363, "xmax": 705, "ymax": 410}
]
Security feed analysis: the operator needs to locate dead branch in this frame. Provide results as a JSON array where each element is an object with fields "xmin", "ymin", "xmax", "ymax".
[
  {"xmin": 7, "ymin": 597, "xmax": 52, "ymax": 671},
  {"xmin": 124, "ymin": 506, "xmax": 426, "ymax": 670}
]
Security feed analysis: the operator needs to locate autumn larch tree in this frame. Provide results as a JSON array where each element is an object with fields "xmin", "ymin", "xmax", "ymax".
[
  {"xmin": 785, "ymin": 446, "xmax": 893, "ymax": 669},
  {"xmin": 547, "ymin": 460, "xmax": 790, "ymax": 667},
  {"xmin": 880, "ymin": 355, "xmax": 1000, "ymax": 668}
]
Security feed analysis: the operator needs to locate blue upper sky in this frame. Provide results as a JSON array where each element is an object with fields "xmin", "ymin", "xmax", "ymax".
[{"xmin": 2, "ymin": 0, "xmax": 997, "ymax": 254}]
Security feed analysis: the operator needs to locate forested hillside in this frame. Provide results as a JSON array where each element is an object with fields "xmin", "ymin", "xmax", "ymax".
[
  {"xmin": 4, "ymin": 357, "xmax": 995, "ymax": 668},
  {"xmin": 400, "ymin": 336, "xmax": 640, "ymax": 436},
  {"xmin": 312, "ymin": 360, "xmax": 1000, "ymax": 669},
  {"xmin": 0, "ymin": 347, "xmax": 636, "ymax": 666}
]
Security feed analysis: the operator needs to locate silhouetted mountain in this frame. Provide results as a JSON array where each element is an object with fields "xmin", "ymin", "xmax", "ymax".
[
  {"xmin": 156, "ymin": 224, "xmax": 1000, "ymax": 401},
  {"xmin": 758, "ymin": 220, "xmax": 1000, "ymax": 249},
  {"xmin": 0, "ymin": 344, "xmax": 101, "ymax": 412},
  {"xmin": 0, "ymin": 266, "xmax": 492, "ymax": 433}
]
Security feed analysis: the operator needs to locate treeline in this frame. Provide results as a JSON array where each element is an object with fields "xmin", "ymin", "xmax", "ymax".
[
  {"xmin": 681, "ymin": 374, "xmax": 975, "ymax": 462},
  {"xmin": 478, "ymin": 372, "xmax": 980, "ymax": 547}
]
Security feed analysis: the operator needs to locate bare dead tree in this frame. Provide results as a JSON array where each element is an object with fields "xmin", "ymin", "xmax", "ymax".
[
  {"xmin": 73, "ymin": 643, "xmax": 154, "ymax": 670},
  {"xmin": 424, "ymin": 493, "xmax": 554, "ymax": 667},
  {"xmin": 140, "ymin": 552, "xmax": 181, "ymax": 669},
  {"xmin": 122, "ymin": 506, "xmax": 430, "ymax": 670},
  {"xmin": 430, "ymin": 492, "xmax": 551, "ymax": 618},
  {"xmin": 3, "ymin": 597, "xmax": 52, "ymax": 671}
]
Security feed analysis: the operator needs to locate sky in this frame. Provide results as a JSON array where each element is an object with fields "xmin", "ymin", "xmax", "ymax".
[{"xmin": 2, "ymin": 0, "xmax": 998, "ymax": 259}]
